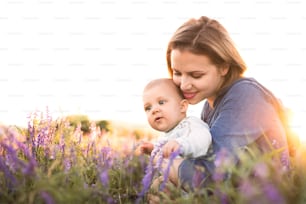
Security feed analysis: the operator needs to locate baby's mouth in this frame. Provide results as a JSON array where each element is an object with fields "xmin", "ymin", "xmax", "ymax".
[{"xmin": 155, "ymin": 117, "xmax": 162, "ymax": 122}]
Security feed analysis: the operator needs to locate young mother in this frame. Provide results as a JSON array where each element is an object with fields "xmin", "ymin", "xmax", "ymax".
[{"xmin": 161, "ymin": 16, "xmax": 290, "ymax": 191}]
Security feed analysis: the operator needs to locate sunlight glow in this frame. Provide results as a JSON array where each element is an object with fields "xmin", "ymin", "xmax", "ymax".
[{"xmin": 289, "ymin": 111, "xmax": 306, "ymax": 142}]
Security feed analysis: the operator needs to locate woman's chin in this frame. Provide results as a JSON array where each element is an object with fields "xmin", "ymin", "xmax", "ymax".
[{"xmin": 187, "ymin": 98, "xmax": 200, "ymax": 105}]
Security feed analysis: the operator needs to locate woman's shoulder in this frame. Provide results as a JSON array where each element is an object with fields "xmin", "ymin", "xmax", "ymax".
[
  {"xmin": 227, "ymin": 77, "xmax": 268, "ymax": 96},
  {"xmin": 214, "ymin": 77, "xmax": 272, "ymax": 108},
  {"xmin": 231, "ymin": 77, "xmax": 261, "ymax": 89}
]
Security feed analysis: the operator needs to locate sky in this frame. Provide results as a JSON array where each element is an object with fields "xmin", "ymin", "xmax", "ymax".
[{"xmin": 1, "ymin": 0, "xmax": 306, "ymax": 139}]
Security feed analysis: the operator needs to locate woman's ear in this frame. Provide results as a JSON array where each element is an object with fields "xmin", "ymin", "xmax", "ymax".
[
  {"xmin": 180, "ymin": 99, "xmax": 189, "ymax": 113},
  {"xmin": 220, "ymin": 63, "xmax": 230, "ymax": 76}
]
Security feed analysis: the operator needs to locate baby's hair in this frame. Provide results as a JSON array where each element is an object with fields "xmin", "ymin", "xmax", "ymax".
[{"xmin": 144, "ymin": 78, "xmax": 184, "ymax": 99}]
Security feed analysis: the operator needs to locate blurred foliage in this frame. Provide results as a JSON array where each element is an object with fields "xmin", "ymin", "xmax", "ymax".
[
  {"xmin": 65, "ymin": 115, "xmax": 112, "ymax": 134},
  {"xmin": 1, "ymin": 110, "xmax": 305, "ymax": 204},
  {"xmin": 96, "ymin": 120, "xmax": 112, "ymax": 133},
  {"xmin": 66, "ymin": 115, "xmax": 91, "ymax": 133}
]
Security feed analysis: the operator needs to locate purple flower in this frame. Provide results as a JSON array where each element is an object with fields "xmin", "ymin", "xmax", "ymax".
[
  {"xmin": 213, "ymin": 148, "xmax": 232, "ymax": 182},
  {"xmin": 214, "ymin": 148, "xmax": 232, "ymax": 168},
  {"xmin": 159, "ymin": 148, "xmax": 181, "ymax": 191},
  {"xmin": 138, "ymin": 159, "xmax": 154, "ymax": 198},
  {"xmin": 89, "ymin": 122, "xmax": 97, "ymax": 142},
  {"xmin": 64, "ymin": 158, "xmax": 71, "ymax": 173},
  {"xmin": 155, "ymin": 150, "xmax": 163, "ymax": 172},
  {"xmin": 263, "ymin": 183, "xmax": 286, "ymax": 204},
  {"xmin": 0, "ymin": 156, "xmax": 17, "ymax": 188},
  {"xmin": 215, "ymin": 189, "xmax": 230, "ymax": 204},
  {"xmin": 99, "ymin": 147, "xmax": 113, "ymax": 168},
  {"xmin": 238, "ymin": 180, "xmax": 258, "ymax": 199},
  {"xmin": 59, "ymin": 134, "xmax": 65, "ymax": 155},
  {"xmin": 3, "ymin": 143, "xmax": 24, "ymax": 173},
  {"xmin": 212, "ymin": 170, "xmax": 226, "ymax": 182},
  {"xmin": 16, "ymin": 141, "xmax": 37, "ymax": 176},
  {"xmin": 253, "ymin": 162, "xmax": 269, "ymax": 179},
  {"xmin": 40, "ymin": 191, "xmax": 55, "ymax": 204},
  {"xmin": 192, "ymin": 166, "xmax": 206, "ymax": 189},
  {"xmin": 73, "ymin": 123, "xmax": 82, "ymax": 144},
  {"xmin": 137, "ymin": 143, "xmax": 162, "ymax": 199},
  {"xmin": 99, "ymin": 170, "xmax": 109, "ymax": 187}
]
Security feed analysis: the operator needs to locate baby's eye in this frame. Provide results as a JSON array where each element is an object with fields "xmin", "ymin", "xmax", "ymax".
[
  {"xmin": 159, "ymin": 100, "xmax": 166, "ymax": 105},
  {"xmin": 144, "ymin": 106, "xmax": 151, "ymax": 112}
]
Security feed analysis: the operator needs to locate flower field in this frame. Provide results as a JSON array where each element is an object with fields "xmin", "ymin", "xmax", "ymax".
[{"xmin": 1, "ymin": 109, "xmax": 306, "ymax": 204}]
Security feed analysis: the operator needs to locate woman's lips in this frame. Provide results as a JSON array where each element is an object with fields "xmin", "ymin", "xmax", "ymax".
[{"xmin": 183, "ymin": 92, "xmax": 196, "ymax": 99}]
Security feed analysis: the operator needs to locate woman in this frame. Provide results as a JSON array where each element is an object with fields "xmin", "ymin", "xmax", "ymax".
[{"xmin": 161, "ymin": 16, "xmax": 290, "ymax": 192}]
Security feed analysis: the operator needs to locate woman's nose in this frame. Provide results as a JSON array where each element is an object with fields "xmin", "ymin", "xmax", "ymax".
[{"xmin": 180, "ymin": 77, "xmax": 192, "ymax": 90}]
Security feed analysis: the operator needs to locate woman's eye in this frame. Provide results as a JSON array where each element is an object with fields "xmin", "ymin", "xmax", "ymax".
[
  {"xmin": 191, "ymin": 74, "xmax": 204, "ymax": 79},
  {"xmin": 173, "ymin": 71, "xmax": 181, "ymax": 76}
]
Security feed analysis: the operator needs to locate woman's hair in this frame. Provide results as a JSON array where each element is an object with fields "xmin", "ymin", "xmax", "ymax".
[{"xmin": 166, "ymin": 16, "xmax": 247, "ymax": 90}]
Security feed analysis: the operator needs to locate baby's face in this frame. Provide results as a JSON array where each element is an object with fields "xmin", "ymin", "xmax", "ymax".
[{"xmin": 143, "ymin": 84, "xmax": 186, "ymax": 132}]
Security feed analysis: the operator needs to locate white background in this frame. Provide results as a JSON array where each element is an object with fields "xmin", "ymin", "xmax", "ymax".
[{"xmin": 0, "ymin": 0, "xmax": 305, "ymax": 139}]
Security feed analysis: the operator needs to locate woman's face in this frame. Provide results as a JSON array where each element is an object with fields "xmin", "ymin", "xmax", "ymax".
[{"xmin": 170, "ymin": 49, "xmax": 228, "ymax": 106}]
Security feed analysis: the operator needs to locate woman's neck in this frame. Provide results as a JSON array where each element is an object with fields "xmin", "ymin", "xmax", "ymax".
[{"xmin": 206, "ymin": 98, "xmax": 215, "ymax": 109}]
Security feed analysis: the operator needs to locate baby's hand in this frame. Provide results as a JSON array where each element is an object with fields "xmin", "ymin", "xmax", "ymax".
[
  {"xmin": 139, "ymin": 141, "xmax": 154, "ymax": 155},
  {"xmin": 162, "ymin": 140, "xmax": 180, "ymax": 158}
]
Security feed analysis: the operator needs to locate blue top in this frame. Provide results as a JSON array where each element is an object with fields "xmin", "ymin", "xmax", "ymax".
[{"xmin": 200, "ymin": 77, "xmax": 289, "ymax": 172}]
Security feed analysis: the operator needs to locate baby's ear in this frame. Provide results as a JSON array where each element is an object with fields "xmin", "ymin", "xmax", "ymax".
[{"xmin": 180, "ymin": 99, "xmax": 189, "ymax": 113}]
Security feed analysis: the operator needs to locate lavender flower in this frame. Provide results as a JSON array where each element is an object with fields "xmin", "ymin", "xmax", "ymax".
[
  {"xmin": 263, "ymin": 183, "xmax": 286, "ymax": 204},
  {"xmin": 73, "ymin": 123, "xmax": 82, "ymax": 144},
  {"xmin": 155, "ymin": 150, "xmax": 163, "ymax": 173},
  {"xmin": 99, "ymin": 147, "xmax": 113, "ymax": 167},
  {"xmin": 99, "ymin": 169, "xmax": 109, "ymax": 187},
  {"xmin": 59, "ymin": 133, "xmax": 66, "ymax": 156},
  {"xmin": 138, "ymin": 140, "xmax": 180, "ymax": 200},
  {"xmin": 137, "ymin": 143, "xmax": 162, "ymax": 199},
  {"xmin": 89, "ymin": 121, "xmax": 97, "ymax": 142},
  {"xmin": 159, "ymin": 147, "xmax": 181, "ymax": 191},
  {"xmin": 16, "ymin": 141, "xmax": 37, "ymax": 176},
  {"xmin": 0, "ymin": 155, "xmax": 17, "ymax": 189},
  {"xmin": 213, "ymin": 148, "xmax": 232, "ymax": 182},
  {"xmin": 215, "ymin": 189, "xmax": 230, "ymax": 204},
  {"xmin": 40, "ymin": 191, "xmax": 55, "ymax": 204},
  {"xmin": 64, "ymin": 158, "xmax": 71, "ymax": 173},
  {"xmin": 238, "ymin": 180, "xmax": 258, "ymax": 199},
  {"xmin": 97, "ymin": 147, "xmax": 114, "ymax": 189},
  {"xmin": 192, "ymin": 166, "xmax": 206, "ymax": 189},
  {"xmin": 3, "ymin": 143, "xmax": 24, "ymax": 173},
  {"xmin": 214, "ymin": 148, "xmax": 232, "ymax": 168},
  {"xmin": 253, "ymin": 162, "xmax": 269, "ymax": 179}
]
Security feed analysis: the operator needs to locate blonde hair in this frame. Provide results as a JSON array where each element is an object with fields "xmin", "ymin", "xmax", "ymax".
[
  {"xmin": 166, "ymin": 16, "xmax": 247, "ymax": 90},
  {"xmin": 144, "ymin": 78, "xmax": 184, "ymax": 99}
]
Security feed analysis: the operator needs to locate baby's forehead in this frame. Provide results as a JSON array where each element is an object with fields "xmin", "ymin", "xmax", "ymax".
[
  {"xmin": 144, "ymin": 82, "xmax": 174, "ymax": 93},
  {"xmin": 146, "ymin": 79, "xmax": 168, "ymax": 87}
]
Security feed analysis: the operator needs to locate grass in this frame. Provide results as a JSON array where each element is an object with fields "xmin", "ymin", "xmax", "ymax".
[{"xmin": 0, "ymin": 109, "xmax": 305, "ymax": 204}]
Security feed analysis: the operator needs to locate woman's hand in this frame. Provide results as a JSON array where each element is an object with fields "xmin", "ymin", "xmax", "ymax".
[{"xmin": 162, "ymin": 140, "xmax": 180, "ymax": 158}]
